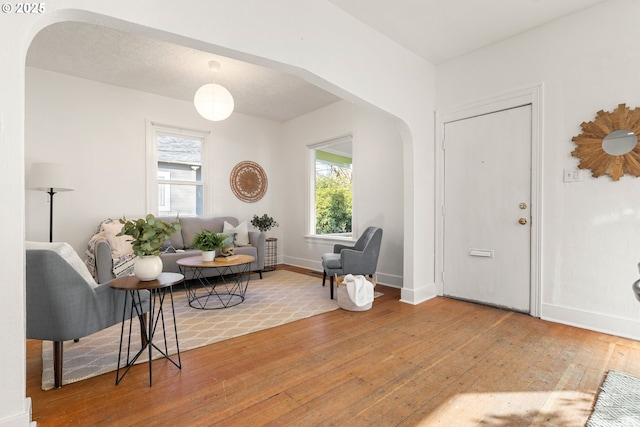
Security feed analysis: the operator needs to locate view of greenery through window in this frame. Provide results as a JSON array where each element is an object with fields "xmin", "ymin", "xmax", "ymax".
[{"xmin": 315, "ymin": 147, "xmax": 352, "ymax": 235}]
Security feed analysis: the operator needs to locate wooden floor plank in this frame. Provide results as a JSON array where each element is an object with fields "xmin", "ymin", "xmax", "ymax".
[{"xmin": 26, "ymin": 265, "xmax": 640, "ymax": 426}]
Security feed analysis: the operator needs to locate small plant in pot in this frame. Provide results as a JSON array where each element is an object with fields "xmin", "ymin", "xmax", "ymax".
[
  {"xmin": 250, "ymin": 214, "xmax": 279, "ymax": 233},
  {"xmin": 117, "ymin": 214, "xmax": 181, "ymax": 281},
  {"xmin": 191, "ymin": 230, "xmax": 228, "ymax": 262}
]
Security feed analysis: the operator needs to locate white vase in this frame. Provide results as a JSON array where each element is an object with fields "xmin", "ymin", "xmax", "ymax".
[
  {"xmin": 134, "ymin": 255, "xmax": 163, "ymax": 281},
  {"xmin": 201, "ymin": 250, "xmax": 215, "ymax": 262}
]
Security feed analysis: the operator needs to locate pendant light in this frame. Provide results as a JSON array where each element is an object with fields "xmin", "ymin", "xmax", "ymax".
[{"xmin": 193, "ymin": 60, "xmax": 234, "ymax": 121}]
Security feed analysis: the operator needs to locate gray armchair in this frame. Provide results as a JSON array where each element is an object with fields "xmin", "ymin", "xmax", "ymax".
[
  {"xmin": 321, "ymin": 226, "xmax": 383, "ymax": 299},
  {"xmin": 26, "ymin": 242, "xmax": 150, "ymax": 388},
  {"xmin": 632, "ymin": 262, "xmax": 640, "ymax": 302}
]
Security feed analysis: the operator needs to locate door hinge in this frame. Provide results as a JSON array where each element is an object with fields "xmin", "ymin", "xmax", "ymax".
[{"xmin": 442, "ymin": 205, "xmax": 446, "ymax": 216}]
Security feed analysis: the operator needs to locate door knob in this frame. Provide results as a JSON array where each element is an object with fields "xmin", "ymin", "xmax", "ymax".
[{"xmin": 519, "ymin": 218, "xmax": 527, "ymax": 225}]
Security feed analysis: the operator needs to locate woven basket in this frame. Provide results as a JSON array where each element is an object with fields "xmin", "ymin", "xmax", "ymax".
[{"xmin": 336, "ymin": 275, "xmax": 374, "ymax": 311}]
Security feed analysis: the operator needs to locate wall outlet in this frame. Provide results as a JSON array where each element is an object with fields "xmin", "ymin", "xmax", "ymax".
[{"xmin": 563, "ymin": 168, "xmax": 582, "ymax": 183}]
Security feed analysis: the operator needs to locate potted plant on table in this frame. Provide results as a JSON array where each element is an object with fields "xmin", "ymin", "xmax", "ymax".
[
  {"xmin": 250, "ymin": 214, "xmax": 279, "ymax": 233},
  {"xmin": 117, "ymin": 214, "xmax": 181, "ymax": 281},
  {"xmin": 191, "ymin": 230, "xmax": 228, "ymax": 262}
]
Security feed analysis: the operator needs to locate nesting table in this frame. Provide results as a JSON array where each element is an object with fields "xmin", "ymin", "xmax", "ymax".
[
  {"xmin": 177, "ymin": 254, "xmax": 255, "ymax": 310},
  {"xmin": 109, "ymin": 272, "xmax": 183, "ymax": 386}
]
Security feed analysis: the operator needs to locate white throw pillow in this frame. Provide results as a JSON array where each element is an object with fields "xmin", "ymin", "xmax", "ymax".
[
  {"xmin": 101, "ymin": 220, "xmax": 134, "ymax": 257},
  {"xmin": 223, "ymin": 221, "xmax": 249, "ymax": 246}
]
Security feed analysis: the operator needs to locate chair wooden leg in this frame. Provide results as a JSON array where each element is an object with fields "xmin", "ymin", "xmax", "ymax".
[
  {"xmin": 330, "ymin": 275, "xmax": 334, "ymax": 300},
  {"xmin": 322, "ymin": 271, "xmax": 326, "ymax": 287},
  {"xmin": 53, "ymin": 341, "xmax": 63, "ymax": 389}
]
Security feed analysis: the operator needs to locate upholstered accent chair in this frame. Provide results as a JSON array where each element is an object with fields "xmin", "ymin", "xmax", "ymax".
[
  {"xmin": 26, "ymin": 242, "xmax": 150, "ymax": 388},
  {"xmin": 321, "ymin": 226, "xmax": 383, "ymax": 299},
  {"xmin": 632, "ymin": 263, "xmax": 640, "ymax": 303}
]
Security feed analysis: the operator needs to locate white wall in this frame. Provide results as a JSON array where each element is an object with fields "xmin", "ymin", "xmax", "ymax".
[
  {"xmin": 3, "ymin": 1, "xmax": 434, "ymax": 424},
  {"xmin": 25, "ymin": 67, "xmax": 284, "ymax": 255},
  {"xmin": 436, "ymin": 0, "xmax": 640, "ymax": 338},
  {"xmin": 25, "ymin": 70, "xmax": 405, "ymax": 285},
  {"xmin": 282, "ymin": 101, "xmax": 404, "ymax": 286}
]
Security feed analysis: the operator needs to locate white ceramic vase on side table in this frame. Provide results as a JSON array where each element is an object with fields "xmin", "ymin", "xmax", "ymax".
[{"xmin": 134, "ymin": 255, "xmax": 163, "ymax": 281}]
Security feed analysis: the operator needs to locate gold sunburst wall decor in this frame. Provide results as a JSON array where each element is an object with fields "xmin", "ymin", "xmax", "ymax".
[
  {"xmin": 230, "ymin": 161, "xmax": 268, "ymax": 202},
  {"xmin": 571, "ymin": 103, "xmax": 640, "ymax": 181}
]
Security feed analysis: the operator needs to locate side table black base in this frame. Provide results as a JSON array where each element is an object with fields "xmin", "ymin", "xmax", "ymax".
[{"xmin": 116, "ymin": 286, "xmax": 181, "ymax": 386}]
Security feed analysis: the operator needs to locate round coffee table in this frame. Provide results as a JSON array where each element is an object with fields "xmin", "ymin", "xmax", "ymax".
[{"xmin": 177, "ymin": 254, "xmax": 255, "ymax": 309}]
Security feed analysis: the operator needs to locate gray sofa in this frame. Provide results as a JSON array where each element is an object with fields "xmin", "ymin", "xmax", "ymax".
[{"xmin": 93, "ymin": 216, "xmax": 265, "ymax": 283}]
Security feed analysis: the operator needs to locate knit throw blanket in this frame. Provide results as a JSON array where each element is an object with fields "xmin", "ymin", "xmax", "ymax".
[{"xmin": 84, "ymin": 219, "xmax": 136, "ymax": 281}]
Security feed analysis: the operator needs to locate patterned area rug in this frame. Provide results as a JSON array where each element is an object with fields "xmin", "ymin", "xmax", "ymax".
[
  {"xmin": 588, "ymin": 370, "xmax": 640, "ymax": 426},
  {"xmin": 41, "ymin": 269, "xmax": 338, "ymax": 390}
]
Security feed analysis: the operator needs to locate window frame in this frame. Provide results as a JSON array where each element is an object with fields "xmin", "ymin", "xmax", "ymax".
[
  {"xmin": 306, "ymin": 133, "xmax": 356, "ymax": 242},
  {"xmin": 157, "ymin": 170, "xmax": 171, "ymax": 212},
  {"xmin": 146, "ymin": 120, "xmax": 211, "ymax": 216}
]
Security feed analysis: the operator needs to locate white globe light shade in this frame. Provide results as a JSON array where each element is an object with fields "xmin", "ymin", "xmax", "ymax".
[{"xmin": 193, "ymin": 83, "xmax": 235, "ymax": 121}]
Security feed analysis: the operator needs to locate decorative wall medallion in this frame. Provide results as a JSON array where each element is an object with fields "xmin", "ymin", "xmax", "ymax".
[
  {"xmin": 571, "ymin": 103, "xmax": 640, "ymax": 181},
  {"xmin": 230, "ymin": 161, "xmax": 268, "ymax": 202}
]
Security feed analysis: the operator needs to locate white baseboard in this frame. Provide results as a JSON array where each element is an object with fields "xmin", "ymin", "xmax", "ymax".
[
  {"xmin": 282, "ymin": 255, "xmax": 403, "ymax": 288},
  {"xmin": 400, "ymin": 281, "xmax": 437, "ymax": 305},
  {"xmin": 0, "ymin": 397, "xmax": 33, "ymax": 427},
  {"xmin": 541, "ymin": 302, "xmax": 640, "ymax": 340}
]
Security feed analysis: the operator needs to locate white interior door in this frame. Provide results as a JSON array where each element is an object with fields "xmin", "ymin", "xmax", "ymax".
[{"xmin": 443, "ymin": 105, "xmax": 532, "ymax": 313}]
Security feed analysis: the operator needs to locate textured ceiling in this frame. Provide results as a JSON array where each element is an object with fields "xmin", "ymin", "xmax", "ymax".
[
  {"xmin": 26, "ymin": 0, "xmax": 609, "ymax": 122},
  {"xmin": 26, "ymin": 22, "xmax": 341, "ymax": 123}
]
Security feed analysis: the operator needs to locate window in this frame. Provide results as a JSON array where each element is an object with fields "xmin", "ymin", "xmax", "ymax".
[
  {"xmin": 147, "ymin": 122, "xmax": 209, "ymax": 216},
  {"xmin": 157, "ymin": 171, "xmax": 171, "ymax": 212},
  {"xmin": 309, "ymin": 135, "xmax": 353, "ymax": 237}
]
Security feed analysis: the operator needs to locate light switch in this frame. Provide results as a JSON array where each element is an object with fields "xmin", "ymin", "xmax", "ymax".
[{"xmin": 564, "ymin": 168, "xmax": 582, "ymax": 183}]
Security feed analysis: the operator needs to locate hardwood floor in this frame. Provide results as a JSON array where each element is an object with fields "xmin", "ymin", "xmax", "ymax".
[{"xmin": 26, "ymin": 266, "xmax": 640, "ymax": 426}]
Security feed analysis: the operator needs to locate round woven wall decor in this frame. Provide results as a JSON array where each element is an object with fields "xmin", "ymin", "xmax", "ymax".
[{"xmin": 229, "ymin": 161, "xmax": 268, "ymax": 202}]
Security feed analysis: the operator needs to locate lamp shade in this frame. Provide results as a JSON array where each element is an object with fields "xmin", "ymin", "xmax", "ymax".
[
  {"xmin": 29, "ymin": 163, "xmax": 73, "ymax": 192},
  {"xmin": 193, "ymin": 83, "xmax": 235, "ymax": 121}
]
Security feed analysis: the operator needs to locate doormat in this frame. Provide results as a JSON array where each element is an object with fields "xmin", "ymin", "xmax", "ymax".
[{"xmin": 588, "ymin": 370, "xmax": 640, "ymax": 426}]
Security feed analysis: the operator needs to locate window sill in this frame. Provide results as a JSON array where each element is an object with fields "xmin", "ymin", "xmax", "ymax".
[{"xmin": 304, "ymin": 234, "xmax": 356, "ymax": 244}]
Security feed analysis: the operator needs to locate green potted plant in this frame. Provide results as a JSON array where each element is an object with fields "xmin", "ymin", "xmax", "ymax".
[
  {"xmin": 250, "ymin": 214, "xmax": 279, "ymax": 233},
  {"xmin": 191, "ymin": 229, "xmax": 228, "ymax": 261},
  {"xmin": 117, "ymin": 214, "xmax": 181, "ymax": 280}
]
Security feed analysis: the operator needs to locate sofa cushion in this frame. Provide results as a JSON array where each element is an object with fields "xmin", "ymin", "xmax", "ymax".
[
  {"xmin": 180, "ymin": 217, "xmax": 227, "ymax": 248},
  {"xmin": 223, "ymin": 232, "xmax": 236, "ymax": 248},
  {"xmin": 321, "ymin": 253, "xmax": 342, "ymax": 269},
  {"xmin": 156, "ymin": 216, "xmax": 185, "ymax": 249},
  {"xmin": 223, "ymin": 221, "xmax": 249, "ymax": 246}
]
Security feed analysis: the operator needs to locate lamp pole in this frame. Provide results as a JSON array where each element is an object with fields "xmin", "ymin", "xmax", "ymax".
[
  {"xmin": 29, "ymin": 163, "xmax": 73, "ymax": 243},
  {"xmin": 47, "ymin": 188, "xmax": 56, "ymax": 242}
]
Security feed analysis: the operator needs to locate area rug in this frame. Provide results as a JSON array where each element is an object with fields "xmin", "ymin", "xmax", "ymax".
[
  {"xmin": 587, "ymin": 370, "xmax": 640, "ymax": 426},
  {"xmin": 42, "ymin": 269, "xmax": 338, "ymax": 390}
]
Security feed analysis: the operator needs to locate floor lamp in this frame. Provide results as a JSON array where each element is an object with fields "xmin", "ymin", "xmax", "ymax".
[{"xmin": 29, "ymin": 163, "xmax": 74, "ymax": 242}]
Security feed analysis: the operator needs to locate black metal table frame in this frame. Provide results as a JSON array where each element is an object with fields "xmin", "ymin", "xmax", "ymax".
[
  {"xmin": 116, "ymin": 286, "xmax": 181, "ymax": 386},
  {"xmin": 180, "ymin": 262, "xmax": 252, "ymax": 310}
]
